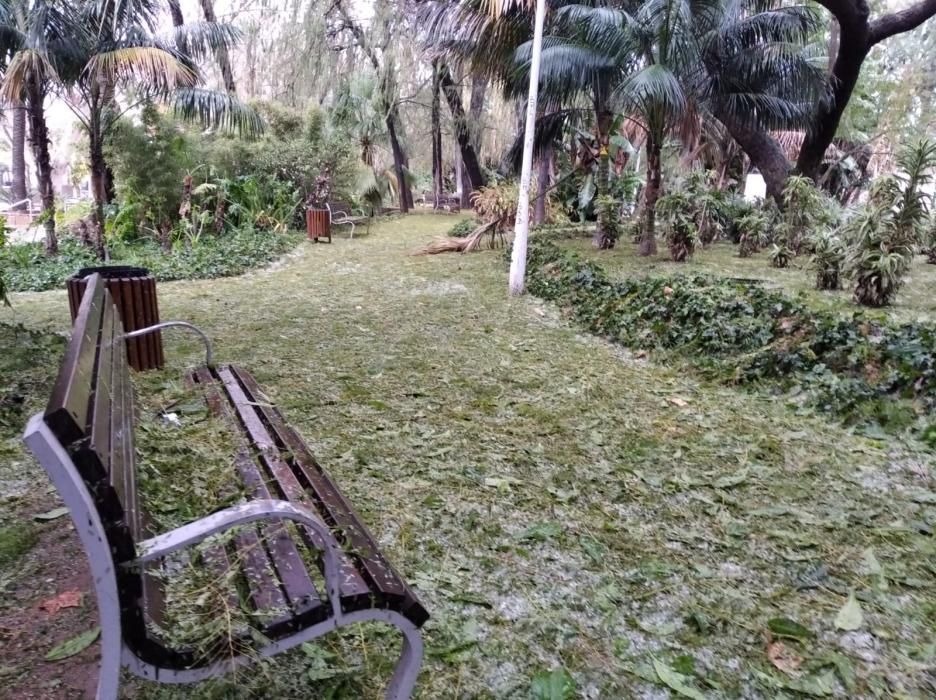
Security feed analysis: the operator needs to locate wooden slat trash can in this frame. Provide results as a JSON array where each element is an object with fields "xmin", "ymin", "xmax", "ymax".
[
  {"xmin": 306, "ymin": 208, "xmax": 331, "ymax": 243},
  {"xmin": 67, "ymin": 266, "xmax": 164, "ymax": 372}
]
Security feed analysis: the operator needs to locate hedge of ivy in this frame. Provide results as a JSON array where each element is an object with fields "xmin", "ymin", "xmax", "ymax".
[
  {"xmin": 1, "ymin": 229, "xmax": 303, "ymax": 293},
  {"xmin": 526, "ymin": 237, "xmax": 936, "ymax": 441}
]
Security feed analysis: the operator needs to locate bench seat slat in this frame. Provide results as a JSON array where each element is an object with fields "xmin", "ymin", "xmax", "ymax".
[
  {"xmin": 191, "ymin": 368, "xmax": 328, "ymax": 632},
  {"xmin": 213, "ymin": 368, "xmax": 374, "ymax": 609},
  {"xmin": 228, "ymin": 366, "xmax": 428, "ymax": 626}
]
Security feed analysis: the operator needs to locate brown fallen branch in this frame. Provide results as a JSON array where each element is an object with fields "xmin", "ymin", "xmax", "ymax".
[{"xmin": 411, "ymin": 219, "xmax": 506, "ymax": 255}]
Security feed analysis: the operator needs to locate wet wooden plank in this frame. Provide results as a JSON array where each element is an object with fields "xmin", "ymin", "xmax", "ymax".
[
  {"xmin": 192, "ymin": 368, "xmax": 328, "ymax": 629},
  {"xmin": 216, "ymin": 366, "xmax": 373, "ymax": 608},
  {"xmin": 230, "ymin": 366, "xmax": 428, "ymax": 625}
]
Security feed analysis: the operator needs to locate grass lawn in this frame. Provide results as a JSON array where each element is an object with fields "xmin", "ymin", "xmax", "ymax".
[
  {"xmin": 562, "ymin": 236, "xmax": 936, "ymax": 325},
  {"xmin": 1, "ymin": 213, "xmax": 934, "ymax": 698}
]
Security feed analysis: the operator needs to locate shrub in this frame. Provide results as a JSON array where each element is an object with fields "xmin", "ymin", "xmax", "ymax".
[
  {"xmin": 106, "ymin": 103, "xmax": 192, "ymax": 242},
  {"xmin": 810, "ymin": 231, "xmax": 845, "ymax": 290},
  {"xmin": 768, "ymin": 243, "xmax": 793, "ymax": 268},
  {"xmin": 657, "ymin": 189, "xmax": 699, "ymax": 262},
  {"xmin": 736, "ymin": 209, "xmax": 772, "ymax": 257},
  {"xmin": 777, "ymin": 175, "xmax": 835, "ymax": 255},
  {"xmin": 524, "ymin": 237, "xmax": 936, "ymax": 435},
  {"xmin": 448, "ymin": 218, "xmax": 479, "ymax": 238},
  {"xmin": 0, "ymin": 229, "xmax": 301, "ymax": 292},
  {"xmin": 844, "ymin": 140, "xmax": 935, "ymax": 306}
]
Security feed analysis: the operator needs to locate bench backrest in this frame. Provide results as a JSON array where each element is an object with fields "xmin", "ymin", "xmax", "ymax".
[
  {"xmin": 40, "ymin": 274, "xmax": 150, "ymax": 649},
  {"xmin": 327, "ymin": 201, "xmax": 354, "ymax": 217}
]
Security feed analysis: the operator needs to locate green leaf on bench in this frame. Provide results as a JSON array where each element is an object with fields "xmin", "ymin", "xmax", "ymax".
[{"xmin": 45, "ymin": 627, "xmax": 100, "ymax": 661}]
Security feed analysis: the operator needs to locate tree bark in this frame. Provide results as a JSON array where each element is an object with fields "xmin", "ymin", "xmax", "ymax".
[
  {"xmin": 385, "ymin": 110, "xmax": 410, "ymax": 213},
  {"xmin": 533, "ymin": 148, "xmax": 551, "ymax": 226},
  {"xmin": 198, "ymin": 0, "xmax": 237, "ymax": 93},
  {"xmin": 593, "ymin": 108, "xmax": 615, "ymax": 249},
  {"xmin": 168, "ymin": 0, "xmax": 184, "ymax": 26},
  {"xmin": 718, "ymin": 111, "xmax": 791, "ymax": 200},
  {"xmin": 797, "ymin": 0, "xmax": 936, "ymax": 178},
  {"xmin": 439, "ymin": 66, "xmax": 486, "ymax": 193},
  {"xmin": 89, "ymin": 127, "xmax": 108, "ymax": 259},
  {"xmin": 25, "ymin": 79, "xmax": 56, "ymax": 255},
  {"xmin": 431, "ymin": 61, "xmax": 443, "ymax": 210},
  {"xmin": 10, "ymin": 107, "xmax": 27, "ymax": 210},
  {"xmin": 639, "ymin": 133, "xmax": 662, "ymax": 257}
]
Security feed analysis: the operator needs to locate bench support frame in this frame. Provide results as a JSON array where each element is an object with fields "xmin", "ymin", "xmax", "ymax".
[{"xmin": 23, "ymin": 414, "xmax": 424, "ymax": 700}]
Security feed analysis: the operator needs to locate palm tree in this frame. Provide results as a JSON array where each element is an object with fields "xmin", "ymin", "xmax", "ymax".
[
  {"xmin": 0, "ymin": 0, "xmax": 75, "ymax": 254},
  {"xmin": 515, "ymin": 0, "xmax": 824, "ymax": 255},
  {"xmin": 53, "ymin": 0, "xmax": 257, "ymax": 256}
]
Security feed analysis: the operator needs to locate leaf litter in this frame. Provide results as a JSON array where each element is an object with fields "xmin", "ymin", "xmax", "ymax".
[{"xmin": 4, "ymin": 215, "xmax": 936, "ymax": 698}]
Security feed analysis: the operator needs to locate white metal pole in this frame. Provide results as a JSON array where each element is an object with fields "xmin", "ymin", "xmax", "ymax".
[{"xmin": 507, "ymin": 0, "xmax": 547, "ymax": 296}]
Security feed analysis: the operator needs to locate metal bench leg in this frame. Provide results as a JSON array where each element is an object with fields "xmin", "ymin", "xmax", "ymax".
[
  {"xmin": 384, "ymin": 617, "xmax": 424, "ymax": 700},
  {"xmin": 95, "ymin": 624, "xmax": 121, "ymax": 700},
  {"xmin": 23, "ymin": 416, "xmax": 124, "ymax": 700}
]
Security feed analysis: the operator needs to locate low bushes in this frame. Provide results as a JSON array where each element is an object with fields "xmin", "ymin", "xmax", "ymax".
[
  {"xmin": 526, "ymin": 237, "xmax": 936, "ymax": 437},
  {"xmin": 1, "ymin": 229, "xmax": 302, "ymax": 293}
]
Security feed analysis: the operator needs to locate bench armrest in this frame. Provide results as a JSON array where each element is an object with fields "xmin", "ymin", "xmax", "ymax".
[
  {"xmin": 123, "ymin": 321, "xmax": 214, "ymax": 367},
  {"xmin": 132, "ymin": 500, "xmax": 344, "ymax": 617}
]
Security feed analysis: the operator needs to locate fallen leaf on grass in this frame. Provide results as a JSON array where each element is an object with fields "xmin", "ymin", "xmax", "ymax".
[
  {"xmin": 767, "ymin": 617, "xmax": 813, "ymax": 641},
  {"xmin": 767, "ymin": 638, "xmax": 803, "ymax": 675},
  {"xmin": 33, "ymin": 507, "xmax": 69, "ymax": 521},
  {"xmin": 652, "ymin": 658, "xmax": 705, "ymax": 700},
  {"xmin": 668, "ymin": 396, "xmax": 690, "ymax": 407},
  {"xmin": 530, "ymin": 667, "xmax": 577, "ymax": 700},
  {"xmin": 834, "ymin": 592, "xmax": 863, "ymax": 631},
  {"xmin": 39, "ymin": 590, "xmax": 82, "ymax": 615},
  {"xmin": 45, "ymin": 627, "xmax": 99, "ymax": 661}
]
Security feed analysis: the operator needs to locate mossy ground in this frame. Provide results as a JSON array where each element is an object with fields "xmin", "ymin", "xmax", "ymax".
[{"xmin": 1, "ymin": 215, "xmax": 934, "ymax": 698}]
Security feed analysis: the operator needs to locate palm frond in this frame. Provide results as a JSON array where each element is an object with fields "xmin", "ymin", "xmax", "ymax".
[
  {"xmin": 83, "ymin": 46, "xmax": 196, "ymax": 91},
  {"xmin": 159, "ymin": 21, "xmax": 242, "ymax": 61},
  {"xmin": 0, "ymin": 48, "xmax": 57, "ymax": 103},
  {"xmin": 172, "ymin": 87, "xmax": 264, "ymax": 137}
]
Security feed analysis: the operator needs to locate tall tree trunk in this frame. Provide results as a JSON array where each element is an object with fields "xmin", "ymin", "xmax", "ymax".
[
  {"xmin": 10, "ymin": 107, "xmax": 27, "ymax": 210},
  {"xmin": 198, "ymin": 0, "xmax": 237, "ymax": 93},
  {"xmin": 593, "ymin": 108, "xmax": 614, "ymax": 249},
  {"xmin": 508, "ymin": 0, "xmax": 546, "ymax": 296},
  {"xmin": 386, "ymin": 113, "xmax": 409, "ymax": 213},
  {"xmin": 468, "ymin": 75, "xmax": 487, "ymax": 205},
  {"xmin": 639, "ymin": 133, "xmax": 662, "ymax": 257},
  {"xmin": 533, "ymin": 148, "xmax": 551, "ymax": 226},
  {"xmin": 797, "ymin": 36, "xmax": 869, "ymax": 179},
  {"xmin": 718, "ymin": 111, "xmax": 790, "ymax": 201},
  {"xmin": 795, "ymin": 0, "xmax": 936, "ymax": 179},
  {"xmin": 431, "ymin": 61, "xmax": 443, "ymax": 210},
  {"xmin": 89, "ymin": 129, "xmax": 108, "ymax": 260},
  {"xmin": 25, "ymin": 80, "xmax": 56, "ymax": 255},
  {"xmin": 168, "ymin": 0, "xmax": 184, "ymax": 26},
  {"xmin": 828, "ymin": 19, "xmax": 840, "ymax": 72},
  {"xmin": 439, "ymin": 66, "xmax": 486, "ymax": 192}
]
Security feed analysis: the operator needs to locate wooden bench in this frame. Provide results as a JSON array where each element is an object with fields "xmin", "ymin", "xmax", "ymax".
[
  {"xmin": 23, "ymin": 273, "xmax": 428, "ymax": 700},
  {"xmin": 326, "ymin": 201, "xmax": 369, "ymax": 238}
]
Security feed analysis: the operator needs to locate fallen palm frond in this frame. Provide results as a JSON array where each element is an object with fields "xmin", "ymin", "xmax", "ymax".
[{"xmin": 411, "ymin": 219, "xmax": 506, "ymax": 255}]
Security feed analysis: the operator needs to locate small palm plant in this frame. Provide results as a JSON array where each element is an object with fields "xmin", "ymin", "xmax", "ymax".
[
  {"xmin": 924, "ymin": 216, "xmax": 936, "ymax": 265},
  {"xmin": 809, "ymin": 231, "xmax": 845, "ymax": 290},
  {"xmin": 768, "ymin": 241, "xmax": 794, "ymax": 269},
  {"xmin": 844, "ymin": 139, "xmax": 936, "ymax": 306},
  {"xmin": 737, "ymin": 209, "xmax": 772, "ymax": 257},
  {"xmin": 657, "ymin": 189, "xmax": 699, "ymax": 262}
]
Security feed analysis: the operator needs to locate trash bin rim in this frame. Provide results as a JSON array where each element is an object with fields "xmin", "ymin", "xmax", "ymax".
[{"xmin": 72, "ymin": 265, "xmax": 151, "ymax": 280}]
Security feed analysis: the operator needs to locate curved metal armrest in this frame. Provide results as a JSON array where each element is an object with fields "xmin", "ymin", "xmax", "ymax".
[
  {"xmin": 131, "ymin": 500, "xmax": 344, "ymax": 617},
  {"xmin": 123, "ymin": 321, "xmax": 214, "ymax": 367}
]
